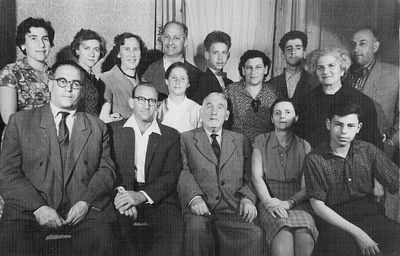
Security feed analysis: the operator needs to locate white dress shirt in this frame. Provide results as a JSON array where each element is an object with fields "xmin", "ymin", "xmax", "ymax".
[{"xmin": 50, "ymin": 103, "xmax": 77, "ymax": 138}]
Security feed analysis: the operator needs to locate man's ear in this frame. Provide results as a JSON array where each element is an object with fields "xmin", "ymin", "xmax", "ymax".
[
  {"xmin": 224, "ymin": 109, "xmax": 230, "ymax": 121},
  {"xmin": 184, "ymin": 37, "xmax": 188, "ymax": 48},
  {"xmin": 48, "ymin": 79, "xmax": 54, "ymax": 93},
  {"xmin": 356, "ymin": 122, "xmax": 363, "ymax": 134},
  {"xmin": 325, "ymin": 118, "xmax": 331, "ymax": 131},
  {"xmin": 128, "ymin": 98, "xmax": 135, "ymax": 109},
  {"xmin": 204, "ymin": 51, "xmax": 210, "ymax": 61},
  {"xmin": 372, "ymin": 40, "xmax": 380, "ymax": 53}
]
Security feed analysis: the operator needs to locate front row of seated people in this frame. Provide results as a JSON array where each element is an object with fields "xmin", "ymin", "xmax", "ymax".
[{"xmin": 0, "ymin": 60, "xmax": 399, "ymax": 256}]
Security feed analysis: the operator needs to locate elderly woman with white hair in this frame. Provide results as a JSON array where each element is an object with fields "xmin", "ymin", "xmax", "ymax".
[{"xmin": 296, "ymin": 48, "xmax": 382, "ymax": 149}]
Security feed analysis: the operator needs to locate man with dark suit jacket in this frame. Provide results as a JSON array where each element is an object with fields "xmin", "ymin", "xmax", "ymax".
[
  {"xmin": 0, "ymin": 60, "xmax": 117, "ymax": 255},
  {"xmin": 188, "ymin": 31, "xmax": 233, "ymax": 105},
  {"xmin": 143, "ymin": 21, "xmax": 201, "ymax": 101},
  {"xmin": 110, "ymin": 83, "xmax": 183, "ymax": 256},
  {"xmin": 178, "ymin": 92, "xmax": 264, "ymax": 256},
  {"xmin": 268, "ymin": 31, "xmax": 317, "ymax": 104}
]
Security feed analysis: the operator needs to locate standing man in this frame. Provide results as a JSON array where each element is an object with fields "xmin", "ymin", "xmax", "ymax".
[
  {"xmin": 268, "ymin": 31, "xmax": 318, "ymax": 104},
  {"xmin": 143, "ymin": 21, "xmax": 201, "ymax": 100},
  {"xmin": 189, "ymin": 31, "xmax": 233, "ymax": 105},
  {"xmin": 346, "ymin": 28, "xmax": 399, "ymax": 158},
  {"xmin": 109, "ymin": 83, "xmax": 183, "ymax": 256},
  {"xmin": 178, "ymin": 92, "xmax": 264, "ymax": 256},
  {"xmin": 0, "ymin": 60, "xmax": 117, "ymax": 255}
]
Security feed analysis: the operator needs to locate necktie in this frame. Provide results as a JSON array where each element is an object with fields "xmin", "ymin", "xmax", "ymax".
[
  {"xmin": 215, "ymin": 70, "xmax": 227, "ymax": 78},
  {"xmin": 58, "ymin": 112, "xmax": 70, "ymax": 145},
  {"xmin": 57, "ymin": 111, "xmax": 70, "ymax": 216},
  {"xmin": 210, "ymin": 134, "xmax": 221, "ymax": 161}
]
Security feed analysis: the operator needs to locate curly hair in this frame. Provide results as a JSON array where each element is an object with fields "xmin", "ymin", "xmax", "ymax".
[
  {"xmin": 278, "ymin": 31, "xmax": 308, "ymax": 52},
  {"xmin": 70, "ymin": 29, "xmax": 107, "ymax": 59},
  {"xmin": 16, "ymin": 17, "xmax": 55, "ymax": 55},
  {"xmin": 238, "ymin": 50, "xmax": 271, "ymax": 79},
  {"xmin": 108, "ymin": 33, "xmax": 147, "ymax": 65},
  {"xmin": 306, "ymin": 48, "xmax": 351, "ymax": 77}
]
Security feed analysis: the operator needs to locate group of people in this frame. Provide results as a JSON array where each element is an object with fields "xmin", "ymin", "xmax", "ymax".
[{"xmin": 0, "ymin": 16, "xmax": 399, "ymax": 256}]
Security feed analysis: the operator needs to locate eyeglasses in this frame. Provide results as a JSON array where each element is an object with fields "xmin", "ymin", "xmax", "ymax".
[
  {"xmin": 52, "ymin": 77, "xmax": 83, "ymax": 90},
  {"xmin": 133, "ymin": 96, "xmax": 157, "ymax": 106},
  {"xmin": 251, "ymin": 99, "xmax": 261, "ymax": 113}
]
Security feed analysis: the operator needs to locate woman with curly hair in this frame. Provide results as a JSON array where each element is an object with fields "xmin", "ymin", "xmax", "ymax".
[
  {"xmin": 71, "ymin": 28, "xmax": 107, "ymax": 115},
  {"xmin": 99, "ymin": 33, "xmax": 147, "ymax": 122}
]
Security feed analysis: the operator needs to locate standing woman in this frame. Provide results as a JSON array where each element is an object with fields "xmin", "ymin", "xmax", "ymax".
[
  {"xmin": 70, "ymin": 29, "xmax": 107, "ymax": 115},
  {"xmin": 0, "ymin": 17, "xmax": 54, "ymax": 124},
  {"xmin": 252, "ymin": 99, "xmax": 318, "ymax": 256},
  {"xmin": 225, "ymin": 50, "xmax": 280, "ymax": 143},
  {"xmin": 99, "ymin": 33, "xmax": 147, "ymax": 123}
]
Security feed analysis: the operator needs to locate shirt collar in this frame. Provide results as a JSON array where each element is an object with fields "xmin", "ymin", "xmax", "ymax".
[
  {"xmin": 19, "ymin": 57, "xmax": 49, "ymax": 72},
  {"xmin": 124, "ymin": 114, "xmax": 161, "ymax": 135},
  {"xmin": 49, "ymin": 102, "xmax": 77, "ymax": 118},
  {"xmin": 319, "ymin": 139, "xmax": 361, "ymax": 157},
  {"xmin": 203, "ymin": 126, "xmax": 222, "ymax": 138},
  {"xmin": 166, "ymin": 96, "xmax": 189, "ymax": 110}
]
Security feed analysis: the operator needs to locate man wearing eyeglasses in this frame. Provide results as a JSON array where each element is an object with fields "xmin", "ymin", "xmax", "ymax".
[
  {"xmin": 0, "ymin": 60, "xmax": 117, "ymax": 255},
  {"xmin": 109, "ymin": 83, "xmax": 184, "ymax": 256}
]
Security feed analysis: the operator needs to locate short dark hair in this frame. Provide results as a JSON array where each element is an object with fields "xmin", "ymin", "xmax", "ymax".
[
  {"xmin": 51, "ymin": 60, "xmax": 87, "ymax": 82},
  {"xmin": 131, "ymin": 82, "xmax": 158, "ymax": 99},
  {"xmin": 70, "ymin": 29, "xmax": 107, "ymax": 59},
  {"xmin": 163, "ymin": 21, "xmax": 189, "ymax": 38},
  {"xmin": 269, "ymin": 98, "xmax": 299, "ymax": 117},
  {"xmin": 278, "ymin": 31, "xmax": 308, "ymax": 52},
  {"xmin": 354, "ymin": 27, "xmax": 380, "ymax": 42},
  {"xmin": 203, "ymin": 31, "xmax": 232, "ymax": 51},
  {"xmin": 16, "ymin": 17, "xmax": 55, "ymax": 55},
  {"xmin": 238, "ymin": 50, "xmax": 271, "ymax": 79},
  {"xmin": 109, "ymin": 33, "xmax": 147, "ymax": 65},
  {"xmin": 164, "ymin": 62, "xmax": 189, "ymax": 79},
  {"xmin": 328, "ymin": 99, "xmax": 362, "ymax": 121}
]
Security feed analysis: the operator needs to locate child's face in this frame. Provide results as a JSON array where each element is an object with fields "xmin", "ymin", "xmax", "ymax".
[
  {"xmin": 166, "ymin": 67, "xmax": 190, "ymax": 96},
  {"xmin": 326, "ymin": 114, "xmax": 362, "ymax": 147},
  {"xmin": 205, "ymin": 42, "xmax": 230, "ymax": 71},
  {"xmin": 271, "ymin": 101, "xmax": 298, "ymax": 131}
]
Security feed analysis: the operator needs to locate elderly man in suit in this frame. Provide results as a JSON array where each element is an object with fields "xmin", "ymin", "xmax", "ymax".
[
  {"xmin": 178, "ymin": 92, "xmax": 264, "ymax": 256},
  {"xmin": 109, "ymin": 83, "xmax": 183, "ymax": 256},
  {"xmin": 188, "ymin": 31, "xmax": 233, "ymax": 105},
  {"xmin": 142, "ymin": 21, "xmax": 201, "ymax": 100},
  {"xmin": 268, "ymin": 31, "xmax": 318, "ymax": 104},
  {"xmin": 0, "ymin": 60, "xmax": 117, "ymax": 255}
]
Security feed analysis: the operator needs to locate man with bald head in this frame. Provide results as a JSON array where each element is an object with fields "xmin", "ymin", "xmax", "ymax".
[
  {"xmin": 143, "ymin": 21, "xmax": 201, "ymax": 100},
  {"xmin": 178, "ymin": 92, "xmax": 264, "ymax": 256},
  {"xmin": 346, "ymin": 28, "xmax": 399, "ymax": 158}
]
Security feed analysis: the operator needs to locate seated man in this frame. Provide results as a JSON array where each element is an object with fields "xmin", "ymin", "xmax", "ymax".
[
  {"xmin": 109, "ymin": 83, "xmax": 183, "ymax": 256},
  {"xmin": 188, "ymin": 30, "xmax": 233, "ymax": 105},
  {"xmin": 0, "ymin": 60, "xmax": 117, "ymax": 256},
  {"xmin": 304, "ymin": 100, "xmax": 400, "ymax": 256},
  {"xmin": 178, "ymin": 92, "xmax": 264, "ymax": 256}
]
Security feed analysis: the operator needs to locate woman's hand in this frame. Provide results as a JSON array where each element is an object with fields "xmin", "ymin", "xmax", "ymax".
[
  {"xmin": 264, "ymin": 198, "xmax": 289, "ymax": 219},
  {"xmin": 353, "ymin": 228, "xmax": 380, "ymax": 256}
]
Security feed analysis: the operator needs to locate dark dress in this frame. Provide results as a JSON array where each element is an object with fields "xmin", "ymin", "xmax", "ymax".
[{"xmin": 77, "ymin": 71, "xmax": 104, "ymax": 116}]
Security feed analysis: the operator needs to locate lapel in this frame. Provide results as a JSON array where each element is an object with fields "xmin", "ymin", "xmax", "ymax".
[
  {"xmin": 219, "ymin": 130, "xmax": 236, "ymax": 170},
  {"xmin": 39, "ymin": 105, "xmax": 63, "ymax": 186},
  {"xmin": 194, "ymin": 128, "xmax": 218, "ymax": 166},
  {"xmin": 145, "ymin": 132, "xmax": 161, "ymax": 178},
  {"xmin": 120, "ymin": 124, "xmax": 136, "ymax": 173},
  {"xmin": 64, "ymin": 113, "xmax": 91, "ymax": 186},
  {"xmin": 206, "ymin": 69, "xmax": 223, "ymax": 92},
  {"xmin": 362, "ymin": 61, "xmax": 381, "ymax": 97},
  {"xmin": 292, "ymin": 70, "xmax": 308, "ymax": 99},
  {"xmin": 276, "ymin": 73, "xmax": 289, "ymax": 98}
]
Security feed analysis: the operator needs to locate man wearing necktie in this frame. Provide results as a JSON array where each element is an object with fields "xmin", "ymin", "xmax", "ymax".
[
  {"xmin": 0, "ymin": 60, "xmax": 116, "ymax": 255},
  {"xmin": 178, "ymin": 92, "xmax": 264, "ymax": 256}
]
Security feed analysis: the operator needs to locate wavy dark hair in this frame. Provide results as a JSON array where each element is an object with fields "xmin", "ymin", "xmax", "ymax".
[
  {"xmin": 238, "ymin": 50, "xmax": 271, "ymax": 79},
  {"xmin": 70, "ymin": 28, "xmax": 107, "ymax": 59}
]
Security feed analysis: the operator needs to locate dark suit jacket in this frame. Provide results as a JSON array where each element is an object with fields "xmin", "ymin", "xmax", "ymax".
[
  {"xmin": 0, "ymin": 105, "xmax": 116, "ymax": 221},
  {"xmin": 268, "ymin": 69, "xmax": 318, "ymax": 104},
  {"xmin": 188, "ymin": 68, "xmax": 234, "ymax": 105},
  {"xmin": 142, "ymin": 59, "xmax": 201, "ymax": 100},
  {"xmin": 177, "ymin": 128, "xmax": 256, "ymax": 212},
  {"xmin": 109, "ymin": 119, "xmax": 182, "ymax": 206}
]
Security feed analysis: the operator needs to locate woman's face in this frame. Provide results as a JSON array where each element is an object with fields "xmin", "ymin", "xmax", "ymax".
[
  {"xmin": 166, "ymin": 67, "xmax": 190, "ymax": 96},
  {"xmin": 315, "ymin": 54, "xmax": 344, "ymax": 86},
  {"xmin": 118, "ymin": 37, "xmax": 141, "ymax": 71},
  {"xmin": 22, "ymin": 27, "xmax": 51, "ymax": 63},
  {"xmin": 271, "ymin": 101, "xmax": 298, "ymax": 131},
  {"xmin": 243, "ymin": 57, "xmax": 267, "ymax": 86},
  {"xmin": 76, "ymin": 39, "xmax": 101, "ymax": 70}
]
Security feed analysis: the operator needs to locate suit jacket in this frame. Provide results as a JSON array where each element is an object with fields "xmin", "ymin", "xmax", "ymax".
[
  {"xmin": 142, "ymin": 58, "xmax": 202, "ymax": 100},
  {"xmin": 268, "ymin": 69, "xmax": 318, "ymax": 104},
  {"xmin": 346, "ymin": 61, "xmax": 399, "ymax": 140},
  {"xmin": 0, "ymin": 104, "xmax": 116, "ymax": 221},
  {"xmin": 109, "ymin": 119, "xmax": 182, "ymax": 206},
  {"xmin": 178, "ymin": 128, "xmax": 256, "ymax": 212},
  {"xmin": 188, "ymin": 68, "xmax": 234, "ymax": 105}
]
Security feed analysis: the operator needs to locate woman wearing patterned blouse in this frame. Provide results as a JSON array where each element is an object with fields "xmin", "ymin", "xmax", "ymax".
[
  {"xmin": 70, "ymin": 29, "xmax": 107, "ymax": 116},
  {"xmin": 252, "ymin": 99, "xmax": 318, "ymax": 256},
  {"xmin": 225, "ymin": 50, "xmax": 280, "ymax": 143},
  {"xmin": 0, "ymin": 17, "xmax": 54, "ymax": 124}
]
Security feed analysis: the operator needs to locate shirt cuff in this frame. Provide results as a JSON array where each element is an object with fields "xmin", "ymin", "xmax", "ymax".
[
  {"xmin": 139, "ymin": 191, "xmax": 154, "ymax": 204},
  {"xmin": 188, "ymin": 195, "xmax": 203, "ymax": 206}
]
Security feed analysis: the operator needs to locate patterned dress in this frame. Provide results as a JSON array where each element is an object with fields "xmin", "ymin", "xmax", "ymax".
[
  {"xmin": 253, "ymin": 132, "xmax": 318, "ymax": 245},
  {"xmin": 225, "ymin": 80, "xmax": 280, "ymax": 143},
  {"xmin": 0, "ymin": 58, "xmax": 51, "ymax": 111}
]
